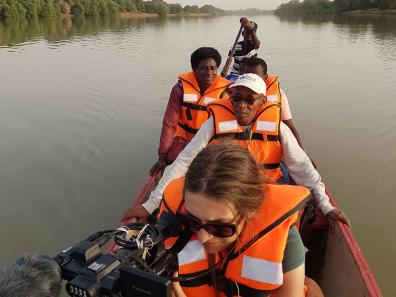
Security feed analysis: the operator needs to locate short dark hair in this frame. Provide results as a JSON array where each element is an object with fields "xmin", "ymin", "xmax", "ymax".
[
  {"xmin": 244, "ymin": 57, "xmax": 268, "ymax": 75},
  {"xmin": 190, "ymin": 47, "xmax": 222, "ymax": 69}
]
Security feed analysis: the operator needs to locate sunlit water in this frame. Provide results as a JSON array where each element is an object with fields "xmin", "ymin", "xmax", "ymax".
[{"xmin": 0, "ymin": 14, "xmax": 395, "ymax": 296}]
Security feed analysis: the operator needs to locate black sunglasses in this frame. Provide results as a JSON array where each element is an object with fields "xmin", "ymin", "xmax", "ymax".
[
  {"xmin": 176, "ymin": 212, "xmax": 242, "ymax": 238},
  {"xmin": 231, "ymin": 94, "xmax": 261, "ymax": 105}
]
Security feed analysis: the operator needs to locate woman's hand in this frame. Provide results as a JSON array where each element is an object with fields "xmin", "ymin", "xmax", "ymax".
[
  {"xmin": 121, "ymin": 205, "xmax": 150, "ymax": 222},
  {"xmin": 171, "ymin": 272, "xmax": 187, "ymax": 297}
]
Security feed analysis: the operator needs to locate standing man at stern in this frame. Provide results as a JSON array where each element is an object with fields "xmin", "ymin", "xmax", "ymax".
[{"xmin": 230, "ymin": 17, "xmax": 261, "ymax": 75}]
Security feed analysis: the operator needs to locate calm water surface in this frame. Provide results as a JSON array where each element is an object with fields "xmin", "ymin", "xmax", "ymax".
[{"xmin": 0, "ymin": 14, "xmax": 395, "ymax": 296}]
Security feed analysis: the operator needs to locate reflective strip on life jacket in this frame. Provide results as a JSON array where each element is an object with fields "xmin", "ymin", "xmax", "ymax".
[
  {"xmin": 183, "ymin": 93, "xmax": 199, "ymax": 102},
  {"xmin": 242, "ymin": 255, "xmax": 283, "ymax": 285},
  {"xmin": 178, "ymin": 240, "xmax": 207, "ymax": 266},
  {"xmin": 176, "ymin": 72, "xmax": 230, "ymax": 141},
  {"xmin": 218, "ymin": 120, "xmax": 238, "ymax": 132},
  {"xmin": 256, "ymin": 121, "xmax": 277, "ymax": 132}
]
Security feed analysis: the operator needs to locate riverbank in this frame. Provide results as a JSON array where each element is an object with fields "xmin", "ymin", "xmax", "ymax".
[
  {"xmin": 119, "ymin": 12, "xmax": 160, "ymax": 19},
  {"xmin": 119, "ymin": 11, "xmax": 213, "ymax": 18}
]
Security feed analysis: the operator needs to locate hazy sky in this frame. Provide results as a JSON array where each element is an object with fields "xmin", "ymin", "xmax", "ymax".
[{"xmin": 166, "ymin": 0, "xmax": 288, "ymax": 10}]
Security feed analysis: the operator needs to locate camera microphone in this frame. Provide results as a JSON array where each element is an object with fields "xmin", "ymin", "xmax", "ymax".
[{"xmin": 0, "ymin": 254, "xmax": 62, "ymax": 297}]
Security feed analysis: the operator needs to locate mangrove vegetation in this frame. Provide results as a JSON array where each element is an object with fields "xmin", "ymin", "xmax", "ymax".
[
  {"xmin": 0, "ymin": 0, "xmax": 230, "ymax": 20},
  {"xmin": 275, "ymin": 0, "xmax": 396, "ymax": 14}
]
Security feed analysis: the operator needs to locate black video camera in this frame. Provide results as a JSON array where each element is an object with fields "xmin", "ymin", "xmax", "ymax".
[{"xmin": 54, "ymin": 212, "xmax": 182, "ymax": 297}]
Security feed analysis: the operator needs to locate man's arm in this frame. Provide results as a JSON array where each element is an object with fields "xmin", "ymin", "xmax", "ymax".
[
  {"xmin": 280, "ymin": 89, "xmax": 305, "ymax": 149},
  {"xmin": 142, "ymin": 117, "xmax": 215, "ymax": 214},
  {"xmin": 280, "ymin": 122, "xmax": 351, "ymax": 226},
  {"xmin": 250, "ymin": 29, "xmax": 261, "ymax": 49},
  {"xmin": 280, "ymin": 122, "xmax": 334, "ymax": 214},
  {"xmin": 149, "ymin": 84, "xmax": 183, "ymax": 175},
  {"xmin": 283, "ymin": 119, "xmax": 304, "ymax": 149},
  {"xmin": 158, "ymin": 83, "xmax": 183, "ymax": 159}
]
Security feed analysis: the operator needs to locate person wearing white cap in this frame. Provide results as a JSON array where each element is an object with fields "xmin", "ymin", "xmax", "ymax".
[{"xmin": 123, "ymin": 73, "xmax": 351, "ymax": 227}]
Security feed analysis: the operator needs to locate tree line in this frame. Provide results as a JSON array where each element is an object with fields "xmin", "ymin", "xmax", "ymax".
[
  {"xmin": 275, "ymin": 0, "xmax": 396, "ymax": 14},
  {"xmin": 0, "ymin": 0, "xmax": 230, "ymax": 20}
]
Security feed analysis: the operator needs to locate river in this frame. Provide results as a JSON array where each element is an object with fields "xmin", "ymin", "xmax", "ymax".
[{"xmin": 0, "ymin": 13, "xmax": 395, "ymax": 296}]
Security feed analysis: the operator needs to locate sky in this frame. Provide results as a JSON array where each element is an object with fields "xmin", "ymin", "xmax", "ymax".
[{"xmin": 166, "ymin": 0, "xmax": 288, "ymax": 10}]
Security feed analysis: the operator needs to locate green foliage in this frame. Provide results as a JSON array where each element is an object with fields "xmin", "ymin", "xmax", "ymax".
[
  {"xmin": 157, "ymin": 3, "xmax": 169, "ymax": 16},
  {"xmin": 275, "ymin": 0, "xmax": 396, "ymax": 13},
  {"xmin": 41, "ymin": 0, "xmax": 58, "ymax": 17},
  {"xmin": 168, "ymin": 3, "xmax": 182, "ymax": 14},
  {"xmin": 134, "ymin": 0, "xmax": 145, "ymax": 12},
  {"xmin": 0, "ymin": 0, "xmax": 28, "ymax": 19},
  {"xmin": 0, "ymin": 0, "xmax": 231, "ymax": 19},
  {"xmin": 183, "ymin": 5, "xmax": 200, "ymax": 14},
  {"xmin": 142, "ymin": 1, "xmax": 169, "ymax": 16}
]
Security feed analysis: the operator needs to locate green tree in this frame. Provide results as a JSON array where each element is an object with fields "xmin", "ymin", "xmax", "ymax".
[
  {"xmin": 22, "ymin": 0, "xmax": 42, "ymax": 17},
  {"xmin": 200, "ymin": 4, "xmax": 215, "ymax": 14},
  {"xmin": 40, "ymin": 0, "xmax": 58, "ymax": 17},
  {"xmin": 1, "ymin": 1, "xmax": 28, "ymax": 18},
  {"xmin": 183, "ymin": 5, "xmax": 200, "ymax": 14},
  {"xmin": 134, "ymin": 0, "xmax": 145, "ymax": 12},
  {"xmin": 168, "ymin": 3, "xmax": 182, "ymax": 14},
  {"xmin": 157, "ymin": 2, "xmax": 169, "ymax": 16}
]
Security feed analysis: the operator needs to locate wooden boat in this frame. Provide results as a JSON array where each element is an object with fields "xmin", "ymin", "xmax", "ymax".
[{"xmin": 110, "ymin": 173, "xmax": 383, "ymax": 297}]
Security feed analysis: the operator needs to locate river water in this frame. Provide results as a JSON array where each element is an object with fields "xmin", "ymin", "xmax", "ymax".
[{"xmin": 0, "ymin": 14, "xmax": 395, "ymax": 296}]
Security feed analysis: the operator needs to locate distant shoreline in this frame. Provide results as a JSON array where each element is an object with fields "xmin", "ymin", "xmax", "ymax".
[
  {"xmin": 343, "ymin": 9, "xmax": 396, "ymax": 15},
  {"xmin": 59, "ymin": 12, "xmax": 216, "ymax": 20},
  {"xmin": 119, "ymin": 12, "xmax": 214, "ymax": 18}
]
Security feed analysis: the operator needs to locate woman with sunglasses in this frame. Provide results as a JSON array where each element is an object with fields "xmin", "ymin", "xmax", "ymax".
[
  {"xmin": 125, "ymin": 73, "xmax": 350, "ymax": 228},
  {"xmin": 160, "ymin": 142, "xmax": 311, "ymax": 297}
]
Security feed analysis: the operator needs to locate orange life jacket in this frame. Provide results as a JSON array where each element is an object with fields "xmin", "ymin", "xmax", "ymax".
[
  {"xmin": 160, "ymin": 178, "xmax": 311, "ymax": 297},
  {"xmin": 208, "ymin": 98, "xmax": 282, "ymax": 182},
  {"xmin": 175, "ymin": 72, "xmax": 230, "ymax": 141},
  {"xmin": 265, "ymin": 75, "xmax": 282, "ymax": 104}
]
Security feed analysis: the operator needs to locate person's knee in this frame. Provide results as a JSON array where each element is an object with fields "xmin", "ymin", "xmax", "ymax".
[{"xmin": 304, "ymin": 276, "xmax": 324, "ymax": 297}]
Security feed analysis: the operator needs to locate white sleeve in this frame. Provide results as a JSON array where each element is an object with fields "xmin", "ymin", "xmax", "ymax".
[
  {"xmin": 280, "ymin": 122, "xmax": 335, "ymax": 215},
  {"xmin": 142, "ymin": 117, "xmax": 215, "ymax": 214}
]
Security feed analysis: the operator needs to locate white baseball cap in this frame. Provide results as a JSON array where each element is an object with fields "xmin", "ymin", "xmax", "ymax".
[{"xmin": 229, "ymin": 73, "xmax": 266, "ymax": 95}]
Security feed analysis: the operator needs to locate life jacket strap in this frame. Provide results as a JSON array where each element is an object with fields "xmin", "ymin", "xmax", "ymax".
[
  {"xmin": 181, "ymin": 102, "xmax": 208, "ymax": 111},
  {"xmin": 263, "ymin": 163, "xmax": 281, "ymax": 170},
  {"xmin": 178, "ymin": 122, "xmax": 199, "ymax": 134},
  {"xmin": 213, "ymin": 132, "xmax": 279, "ymax": 142}
]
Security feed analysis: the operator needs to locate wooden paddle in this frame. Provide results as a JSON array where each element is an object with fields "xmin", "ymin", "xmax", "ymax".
[{"xmin": 221, "ymin": 24, "xmax": 244, "ymax": 77}]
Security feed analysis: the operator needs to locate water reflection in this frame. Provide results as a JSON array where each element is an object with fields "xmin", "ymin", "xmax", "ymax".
[
  {"xmin": 276, "ymin": 13, "xmax": 396, "ymax": 38},
  {"xmin": 0, "ymin": 15, "xmax": 169, "ymax": 47},
  {"xmin": 276, "ymin": 13, "xmax": 396, "ymax": 60}
]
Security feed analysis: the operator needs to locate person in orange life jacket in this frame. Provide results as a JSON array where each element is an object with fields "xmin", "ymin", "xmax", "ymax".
[
  {"xmin": 241, "ymin": 57, "xmax": 317, "ymax": 168},
  {"xmin": 148, "ymin": 47, "xmax": 230, "ymax": 175},
  {"xmin": 125, "ymin": 73, "xmax": 351, "ymax": 227},
  {"xmin": 162, "ymin": 142, "xmax": 309, "ymax": 297},
  {"xmin": 122, "ymin": 47, "xmax": 230, "ymax": 221}
]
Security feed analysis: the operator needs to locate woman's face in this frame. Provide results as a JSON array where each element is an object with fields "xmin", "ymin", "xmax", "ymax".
[
  {"xmin": 193, "ymin": 58, "xmax": 218, "ymax": 90},
  {"xmin": 184, "ymin": 191, "xmax": 244, "ymax": 254}
]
